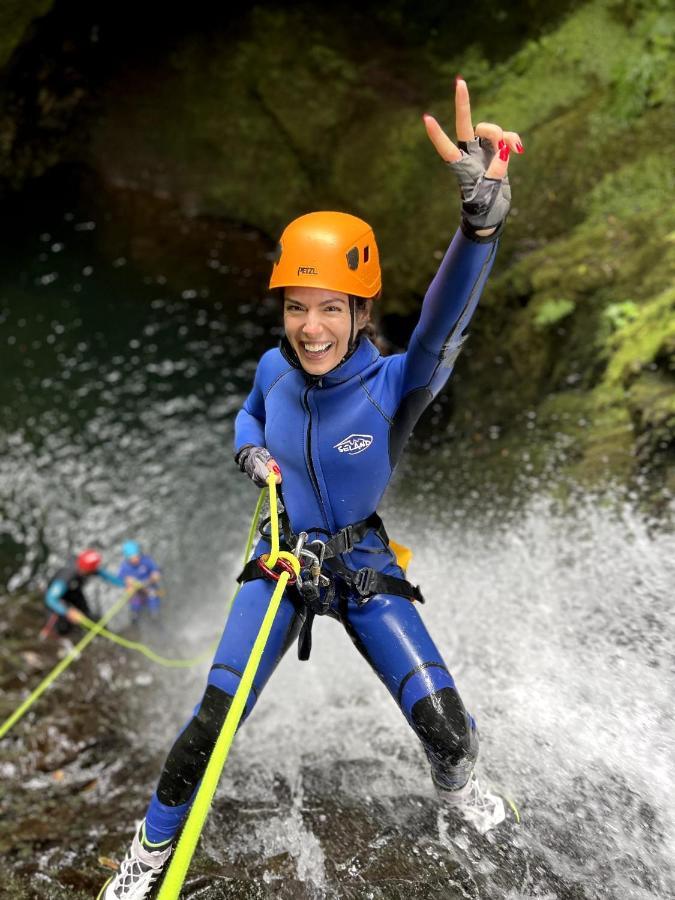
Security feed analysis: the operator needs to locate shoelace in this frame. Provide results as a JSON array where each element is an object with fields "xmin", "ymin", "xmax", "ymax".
[{"xmin": 116, "ymin": 854, "xmax": 159, "ymax": 894}]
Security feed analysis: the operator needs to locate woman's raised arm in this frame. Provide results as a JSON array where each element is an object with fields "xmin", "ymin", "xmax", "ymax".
[{"xmin": 396, "ymin": 78, "xmax": 521, "ymax": 403}]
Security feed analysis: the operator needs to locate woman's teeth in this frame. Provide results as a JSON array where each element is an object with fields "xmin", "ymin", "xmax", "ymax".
[{"xmin": 303, "ymin": 342, "xmax": 331, "ymax": 354}]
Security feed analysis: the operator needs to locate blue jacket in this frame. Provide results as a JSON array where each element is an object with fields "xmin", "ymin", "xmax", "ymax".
[
  {"xmin": 234, "ymin": 228, "xmax": 498, "ymax": 572},
  {"xmin": 118, "ymin": 554, "xmax": 160, "ymax": 587}
]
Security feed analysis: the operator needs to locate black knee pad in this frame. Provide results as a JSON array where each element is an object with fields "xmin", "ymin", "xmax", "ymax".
[
  {"xmin": 157, "ymin": 685, "xmax": 233, "ymax": 806},
  {"xmin": 411, "ymin": 687, "xmax": 478, "ymax": 767}
]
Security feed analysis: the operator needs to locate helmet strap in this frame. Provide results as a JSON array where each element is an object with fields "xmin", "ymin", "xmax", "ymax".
[
  {"xmin": 279, "ymin": 293, "xmax": 362, "ymax": 374},
  {"xmin": 348, "ymin": 296, "xmax": 357, "ymax": 350}
]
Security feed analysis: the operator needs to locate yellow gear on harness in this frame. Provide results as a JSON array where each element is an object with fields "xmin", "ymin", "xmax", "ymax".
[{"xmin": 390, "ymin": 539, "xmax": 413, "ymax": 573}]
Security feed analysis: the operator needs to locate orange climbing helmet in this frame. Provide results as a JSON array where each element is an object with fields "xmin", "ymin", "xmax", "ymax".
[
  {"xmin": 269, "ymin": 211, "xmax": 381, "ymax": 299},
  {"xmin": 76, "ymin": 549, "xmax": 101, "ymax": 574}
]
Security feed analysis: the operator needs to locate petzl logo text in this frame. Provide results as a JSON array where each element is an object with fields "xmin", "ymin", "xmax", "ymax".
[
  {"xmin": 334, "ymin": 434, "xmax": 373, "ymax": 455},
  {"xmin": 297, "ymin": 266, "xmax": 319, "ymax": 275}
]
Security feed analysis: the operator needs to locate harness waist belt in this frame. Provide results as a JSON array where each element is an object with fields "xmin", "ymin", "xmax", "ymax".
[
  {"xmin": 276, "ymin": 511, "xmax": 387, "ymax": 558},
  {"xmin": 238, "ymin": 555, "xmax": 424, "ymax": 604},
  {"xmin": 237, "ymin": 514, "xmax": 424, "ymax": 661}
]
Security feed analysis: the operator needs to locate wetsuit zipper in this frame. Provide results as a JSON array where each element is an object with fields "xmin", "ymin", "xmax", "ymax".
[{"xmin": 303, "ymin": 382, "xmax": 330, "ymax": 530}]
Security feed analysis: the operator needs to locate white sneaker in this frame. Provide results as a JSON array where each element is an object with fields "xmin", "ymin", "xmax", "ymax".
[
  {"xmin": 99, "ymin": 821, "xmax": 173, "ymax": 899},
  {"xmin": 438, "ymin": 773, "xmax": 506, "ymax": 834}
]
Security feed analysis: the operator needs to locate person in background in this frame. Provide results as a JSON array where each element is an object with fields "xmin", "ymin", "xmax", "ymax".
[
  {"xmin": 118, "ymin": 540, "xmax": 163, "ymax": 624},
  {"xmin": 41, "ymin": 549, "xmax": 124, "ymax": 638}
]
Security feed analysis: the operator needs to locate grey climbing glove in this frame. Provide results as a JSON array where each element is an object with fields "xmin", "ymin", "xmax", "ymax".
[
  {"xmin": 449, "ymin": 137, "xmax": 511, "ymax": 241},
  {"xmin": 235, "ymin": 444, "xmax": 273, "ymax": 488}
]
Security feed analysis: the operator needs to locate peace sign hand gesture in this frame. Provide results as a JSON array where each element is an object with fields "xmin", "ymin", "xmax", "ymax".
[{"xmin": 423, "ymin": 78, "xmax": 523, "ymax": 239}]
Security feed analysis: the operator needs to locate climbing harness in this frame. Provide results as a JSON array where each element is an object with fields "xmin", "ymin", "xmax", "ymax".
[{"xmin": 238, "ymin": 498, "xmax": 424, "ymax": 660}]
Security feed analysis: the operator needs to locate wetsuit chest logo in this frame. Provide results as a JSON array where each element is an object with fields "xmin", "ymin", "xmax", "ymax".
[{"xmin": 334, "ymin": 433, "xmax": 373, "ymax": 455}]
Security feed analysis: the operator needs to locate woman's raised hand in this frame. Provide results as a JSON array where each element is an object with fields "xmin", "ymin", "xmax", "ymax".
[{"xmin": 423, "ymin": 78, "xmax": 523, "ymax": 236}]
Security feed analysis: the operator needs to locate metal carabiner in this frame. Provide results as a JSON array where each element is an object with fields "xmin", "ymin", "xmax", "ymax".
[
  {"xmin": 293, "ymin": 531, "xmax": 309, "ymax": 560},
  {"xmin": 304, "ymin": 539, "xmax": 329, "ymax": 588}
]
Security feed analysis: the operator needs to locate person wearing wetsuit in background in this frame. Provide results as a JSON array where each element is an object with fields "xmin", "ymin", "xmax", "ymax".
[
  {"xmin": 42, "ymin": 549, "xmax": 124, "ymax": 637},
  {"xmin": 101, "ymin": 77, "xmax": 523, "ymax": 900},
  {"xmin": 118, "ymin": 541, "xmax": 163, "ymax": 624}
]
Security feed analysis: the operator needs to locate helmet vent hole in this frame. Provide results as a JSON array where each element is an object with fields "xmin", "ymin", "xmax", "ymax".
[
  {"xmin": 346, "ymin": 247, "xmax": 359, "ymax": 270},
  {"xmin": 363, "ymin": 245, "xmax": 370, "ymax": 263}
]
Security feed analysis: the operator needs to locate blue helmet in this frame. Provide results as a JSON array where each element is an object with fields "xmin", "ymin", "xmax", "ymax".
[{"xmin": 123, "ymin": 540, "xmax": 141, "ymax": 560}]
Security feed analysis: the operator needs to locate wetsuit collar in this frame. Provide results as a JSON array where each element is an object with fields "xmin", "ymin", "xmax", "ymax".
[{"xmin": 280, "ymin": 335, "xmax": 379, "ymax": 385}]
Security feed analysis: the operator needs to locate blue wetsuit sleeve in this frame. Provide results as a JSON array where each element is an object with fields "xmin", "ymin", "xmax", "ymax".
[
  {"xmin": 234, "ymin": 364, "xmax": 267, "ymax": 453},
  {"xmin": 385, "ymin": 228, "xmax": 499, "ymax": 468},
  {"xmin": 98, "ymin": 568, "xmax": 125, "ymax": 588},
  {"xmin": 45, "ymin": 580, "xmax": 68, "ymax": 616},
  {"xmin": 400, "ymin": 227, "xmax": 499, "ymax": 397}
]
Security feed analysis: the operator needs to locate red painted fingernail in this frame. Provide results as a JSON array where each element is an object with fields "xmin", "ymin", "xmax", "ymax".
[
  {"xmin": 516, "ymin": 142, "xmax": 525, "ymax": 154},
  {"xmin": 272, "ymin": 465, "xmax": 281, "ymax": 475},
  {"xmin": 499, "ymin": 145, "xmax": 510, "ymax": 161},
  {"xmin": 498, "ymin": 139, "xmax": 506, "ymax": 150},
  {"xmin": 455, "ymin": 74, "xmax": 464, "ymax": 83}
]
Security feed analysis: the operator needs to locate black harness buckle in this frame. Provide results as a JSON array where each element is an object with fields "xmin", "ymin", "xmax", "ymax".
[
  {"xmin": 340, "ymin": 524, "xmax": 354, "ymax": 555},
  {"xmin": 353, "ymin": 567, "xmax": 377, "ymax": 600}
]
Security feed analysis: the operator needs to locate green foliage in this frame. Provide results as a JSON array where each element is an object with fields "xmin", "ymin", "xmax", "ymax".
[
  {"xmin": 533, "ymin": 299, "xmax": 576, "ymax": 328},
  {"xmin": 603, "ymin": 301, "xmax": 639, "ymax": 331},
  {"xmin": 602, "ymin": 4, "xmax": 675, "ymax": 125},
  {"xmin": 472, "ymin": 0, "xmax": 638, "ymax": 133},
  {"xmin": 604, "ymin": 287, "xmax": 675, "ymax": 387},
  {"xmin": 585, "ymin": 153, "xmax": 674, "ymax": 221}
]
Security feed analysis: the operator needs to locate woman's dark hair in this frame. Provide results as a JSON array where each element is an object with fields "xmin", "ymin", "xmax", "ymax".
[{"xmin": 354, "ymin": 296, "xmax": 391, "ymax": 356}]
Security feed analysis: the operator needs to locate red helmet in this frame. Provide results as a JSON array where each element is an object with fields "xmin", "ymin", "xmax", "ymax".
[{"xmin": 77, "ymin": 549, "xmax": 101, "ymax": 574}]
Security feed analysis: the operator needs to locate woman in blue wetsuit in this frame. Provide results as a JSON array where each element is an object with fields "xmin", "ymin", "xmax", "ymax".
[{"xmin": 103, "ymin": 78, "xmax": 521, "ymax": 899}]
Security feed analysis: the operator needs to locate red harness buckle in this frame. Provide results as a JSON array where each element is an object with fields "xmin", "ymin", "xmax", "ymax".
[{"xmin": 257, "ymin": 553, "xmax": 298, "ymax": 586}]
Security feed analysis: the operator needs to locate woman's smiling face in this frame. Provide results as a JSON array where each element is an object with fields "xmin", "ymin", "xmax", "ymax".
[{"xmin": 283, "ymin": 286, "xmax": 368, "ymax": 375}]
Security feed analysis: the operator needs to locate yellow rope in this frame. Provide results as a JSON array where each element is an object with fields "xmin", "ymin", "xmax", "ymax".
[
  {"xmin": 0, "ymin": 585, "xmax": 137, "ymax": 740},
  {"xmin": 157, "ymin": 473, "xmax": 298, "ymax": 900},
  {"xmin": 265, "ymin": 471, "xmax": 298, "ymax": 572},
  {"xmin": 76, "ymin": 619, "xmax": 218, "ymax": 669}
]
